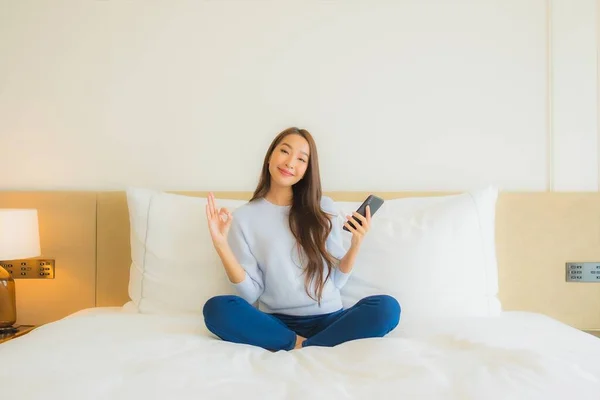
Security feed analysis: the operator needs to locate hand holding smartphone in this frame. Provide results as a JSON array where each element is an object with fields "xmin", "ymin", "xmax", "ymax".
[{"xmin": 343, "ymin": 194, "xmax": 384, "ymax": 232}]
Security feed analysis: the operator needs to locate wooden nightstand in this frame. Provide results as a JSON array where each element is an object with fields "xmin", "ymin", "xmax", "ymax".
[{"xmin": 0, "ymin": 325, "xmax": 36, "ymax": 344}]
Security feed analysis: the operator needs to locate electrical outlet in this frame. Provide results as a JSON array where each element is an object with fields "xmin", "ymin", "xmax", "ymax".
[
  {"xmin": 0, "ymin": 259, "xmax": 55, "ymax": 279},
  {"xmin": 565, "ymin": 262, "xmax": 600, "ymax": 282}
]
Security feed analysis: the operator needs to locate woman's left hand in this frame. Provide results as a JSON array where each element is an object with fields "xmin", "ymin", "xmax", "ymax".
[{"xmin": 344, "ymin": 205, "xmax": 371, "ymax": 248}]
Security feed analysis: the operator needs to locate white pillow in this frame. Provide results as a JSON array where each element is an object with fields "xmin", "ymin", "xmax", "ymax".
[
  {"xmin": 126, "ymin": 188, "xmax": 247, "ymax": 314},
  {"xmin": 335, "ymin": 186, "xmax": 500, "ymax": 323}
]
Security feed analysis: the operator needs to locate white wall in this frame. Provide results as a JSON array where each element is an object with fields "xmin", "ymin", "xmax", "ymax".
[
  {"xmin": 551, "ymin": 0, "xmax": 598, "ymax": 191},
  {"xmin": 0, "ymin": 0, "xmax": 597, "ymax": 192}
]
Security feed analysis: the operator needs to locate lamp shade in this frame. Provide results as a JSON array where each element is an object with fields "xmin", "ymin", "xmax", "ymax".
[{"xmin": 0, "ymin": 209, "xmax": 41, "ymax": 260}]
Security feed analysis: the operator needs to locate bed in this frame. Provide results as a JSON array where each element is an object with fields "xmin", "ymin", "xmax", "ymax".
[
  {"xmin": 1, "ymin": 187, "xmax": 600, "ymax": 399},
  {"xmin": 2, "ymin": 307, "xmax": 599, "ymax": 399}
]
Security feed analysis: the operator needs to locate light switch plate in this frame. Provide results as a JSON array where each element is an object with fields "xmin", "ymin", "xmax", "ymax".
[
  {"xmin": 565, "ymin": 262, "xmax": 600, "ymax": 282},
  {"xmin": 0, "ymin": 259, "xmax": 55, "ymax": 279}
]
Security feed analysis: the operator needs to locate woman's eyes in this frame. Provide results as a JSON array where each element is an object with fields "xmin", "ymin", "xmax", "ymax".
[{"xmin": 280, "ymin": 148, "xmax": 307, "ymax": 163}]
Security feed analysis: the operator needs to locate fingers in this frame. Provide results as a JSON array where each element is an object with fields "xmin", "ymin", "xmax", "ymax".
[
  {"xmin": 207, "ymin": 193, "xmax": 213, "ymax": 218},
  {"xmin": 352, "ymin": 211, "xmax": 367, "ymax": 225},
  {"xmin": 345, "ymin": 215, "xmax": 366, "ymax": 235},
  {"xmin": 224, "ymin": 209, "xmax": 233, "ymax": 226},
  {"xmin": 343, "ymin": 218, "xmax": 358, "ymax": 233},
  {"xmin": 208, "ymin": 192, "xmax": 216, "ymax": 219},
  {"xmin": 218, "ymin": 206, "xmax": 233, "ymax": 224},
  {"xmin": 218, "ymin": 207, "xmax": 227, "ymax": 220},
  {"xmin": 366, "ymin": 205, "xmax": 371, "ymax": 222},
  {"xmin": 351, "ymin": 212, "xmax": 369, "ymax": 232}
]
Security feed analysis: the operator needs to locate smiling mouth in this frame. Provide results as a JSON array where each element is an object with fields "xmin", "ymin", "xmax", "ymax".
[{"xmin": 278, "ymin": 168, "xmax": 294, "ymax": 177}]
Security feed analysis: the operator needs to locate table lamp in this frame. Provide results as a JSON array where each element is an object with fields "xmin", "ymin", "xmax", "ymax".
[{"xmin": 0, "ymin": 209, "xmax": 40, "ymax": 333}]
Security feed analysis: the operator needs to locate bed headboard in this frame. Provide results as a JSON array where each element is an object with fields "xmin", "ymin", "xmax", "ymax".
[
  {"xmin": 96, "ymin": 191, "xmax": 600, "ymax": 330},
  {"xmin": 2, "ymin": 190, "xmax": 600, "ymax": 330}
]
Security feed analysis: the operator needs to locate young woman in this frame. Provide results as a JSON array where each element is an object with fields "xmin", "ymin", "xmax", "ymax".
[{"xmin": 203, "ymin": 127, "xmax": 400, "ymax": 351}]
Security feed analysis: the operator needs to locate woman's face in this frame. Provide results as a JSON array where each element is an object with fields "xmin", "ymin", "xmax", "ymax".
[{"xmin": 268, "ymin": 134, "xmax": 310, "ymax": 187}]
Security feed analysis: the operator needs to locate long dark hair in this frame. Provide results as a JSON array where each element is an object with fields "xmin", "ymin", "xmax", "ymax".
[{"xmin": 250, "ymin": 127, "xmax": 338, "ymax": 304}]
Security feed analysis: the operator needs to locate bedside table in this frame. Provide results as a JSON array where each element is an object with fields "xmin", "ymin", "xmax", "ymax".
[{"xmin": 0, "ymin": 325, "xmax": 36, "ymax": 344}]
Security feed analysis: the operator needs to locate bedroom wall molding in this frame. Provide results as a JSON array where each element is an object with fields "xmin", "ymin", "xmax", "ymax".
[{"xmin": 546, "ymin": 0, "xmax": 554, "ymax": 192}]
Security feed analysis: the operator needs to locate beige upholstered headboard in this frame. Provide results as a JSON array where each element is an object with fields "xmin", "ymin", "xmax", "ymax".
[
  {"xmin": 2, "ymin": 190, "xmax": 600, "ymax": 330},
  {"xmin": 96, "ymin": 191, "xmax": 600, "ymax": 330}
]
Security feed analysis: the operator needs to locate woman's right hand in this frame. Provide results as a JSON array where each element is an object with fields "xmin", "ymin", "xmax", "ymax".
[{"xmin": 206, "ymin": 192, "xmax": 233, "ymax": 248}]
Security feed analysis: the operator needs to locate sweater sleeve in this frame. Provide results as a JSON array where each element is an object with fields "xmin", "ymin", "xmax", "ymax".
[
  {"xmin": 321, "ymin": 196, "xmax": 352, "ymax": 289},
  {"xmin": 227, "ymin": 216, "xmax": 264, "ymax": 304}
]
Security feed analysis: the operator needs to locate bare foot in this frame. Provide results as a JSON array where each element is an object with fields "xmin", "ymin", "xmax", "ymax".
[{"xmin": 293, "ymin": 335, "xmax": 306, "ymax": 350}]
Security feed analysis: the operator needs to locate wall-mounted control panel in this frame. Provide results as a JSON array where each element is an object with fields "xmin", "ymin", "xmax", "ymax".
[
  {"xmin": 0, "ymin": 259, "xmax": 55, "ymax": 279},
  {"xmin": 566, "ymin": 262, "xmax": 600, "ymax": 282}
]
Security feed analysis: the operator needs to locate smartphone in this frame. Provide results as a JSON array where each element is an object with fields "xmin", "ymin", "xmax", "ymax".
[{"xmin": 343, "ymin": 195, "xmax": 384, "ymax": 231}]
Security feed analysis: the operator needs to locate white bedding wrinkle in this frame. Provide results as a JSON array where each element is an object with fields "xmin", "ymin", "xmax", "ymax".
[{"xmin": 1, "ymin": 308, "xmax": 599, "ymax": 400}]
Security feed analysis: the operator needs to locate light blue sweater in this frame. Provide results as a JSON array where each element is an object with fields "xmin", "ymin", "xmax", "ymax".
[{"xmin": 227, "ymin": 196, "xmax": 351, "ymax": 316}]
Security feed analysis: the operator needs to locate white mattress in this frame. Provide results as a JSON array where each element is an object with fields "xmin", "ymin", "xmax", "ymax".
[{"xmin": 1, "ymin": 308, "xmax": 599, "ymax": 400}]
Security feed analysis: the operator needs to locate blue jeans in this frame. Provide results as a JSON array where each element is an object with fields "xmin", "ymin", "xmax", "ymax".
[{"xmin": 203, "ymin": 295, "xmax": 401, "ymax": 351}]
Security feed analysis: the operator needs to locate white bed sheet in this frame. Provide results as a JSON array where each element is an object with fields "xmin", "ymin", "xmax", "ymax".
[{"xmin": 1, "ymin": 308, "xmax": 599, "ymax": 400}]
